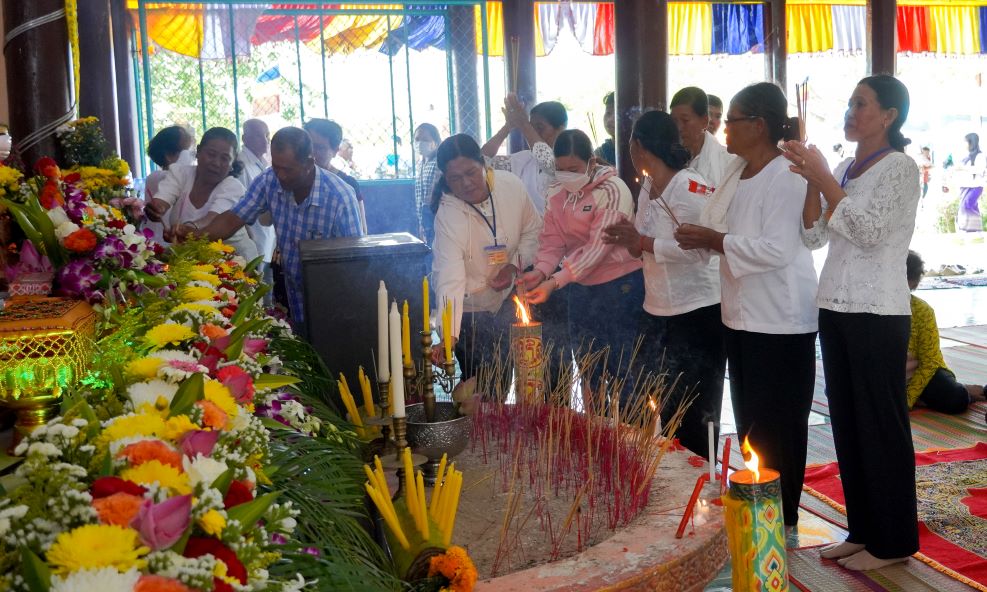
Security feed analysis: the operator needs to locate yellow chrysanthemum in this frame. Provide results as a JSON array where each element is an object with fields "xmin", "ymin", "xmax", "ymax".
[
  {"xmin": 100, "ymin": 412, "xmax": 167, "ymax": 445},
  {"xmin": 163, "ymin": 415, "xmax": 200, "ymax": 441},
  {"xmin": 120, "ymin": 459, "xmax": 191, "ymax": 495},
  {"xmin": 204, "ymin": 380, "xmax": 239, "ymax": 418},
  {"xmin": 126, "ymin": 357, "xmax": 163, "ymax": 380},
  {"xmin": 198, "ymin": 509, "xmax": 226, "ymax": 536},
  {"xmin": 46, "ymin": 524, "xmax": 149, "ymax": 575},
  {"xmin": 208, "ymin": 241, "xmax": 235, "ymax": 254},
  {"xmin": 181, "ymin": 286, "xmax": 215, "ymax": 302},
  {"xmin": 190, "ymin": 271, "xmax": 221, "ymax": 287},
  {"xmin": 193, "ymin": 264, "xmax": 215, "ymax": 273},
  {"xmin": 173, "ymin": 303, "xmax": 222, "ymax": 317},
  {"xmin": 145, "ymin": 323, "xmax": 197, "ymax": 349}
]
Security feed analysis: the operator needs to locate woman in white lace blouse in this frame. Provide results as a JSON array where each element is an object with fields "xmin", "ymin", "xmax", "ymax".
[{"xmin": 785, "ymin": 75, "xmax": 920, "ymax": 572}]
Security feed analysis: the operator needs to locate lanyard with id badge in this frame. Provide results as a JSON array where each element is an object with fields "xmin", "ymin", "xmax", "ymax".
[{"xmin": 468, "ymin": 189, "xmax": 508, "ymax": 267}]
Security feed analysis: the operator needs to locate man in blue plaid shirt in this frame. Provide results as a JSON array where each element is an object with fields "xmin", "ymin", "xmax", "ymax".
[{"xmin": 151, "ymin": 127, "xmax": 363, "ymax": 329}]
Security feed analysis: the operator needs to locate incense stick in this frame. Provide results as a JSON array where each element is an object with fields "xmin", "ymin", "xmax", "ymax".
[
  {"xmin": 643, "ymin": 173, "xmax": 681, "ymax": 227},
  {"xmin": 509, "ymin": 36, "xmax": 520, "ymax": 93}
]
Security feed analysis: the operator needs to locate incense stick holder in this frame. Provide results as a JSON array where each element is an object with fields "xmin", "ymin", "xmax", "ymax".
[{"xmin": 405, "ymin": 402, "xmax": 471, "ymax": 486}]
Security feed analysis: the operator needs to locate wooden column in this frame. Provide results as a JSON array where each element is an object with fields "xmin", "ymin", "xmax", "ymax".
[
  {"xmin": 502, "ymin": 0, "xmax": 536, "ymax": 152},
  {"xmin": 867, "ymin": 0, "xmax": 897, "ymax": 75},
  {"xmin": 2, "ymin": 0, "xmax": 72, "ymax": 166},
  {"xmin": 614, "ymin": 0, "xmax": 667, "ymax": 195},
  {"xmin": 763, "ymin": 0, "xmax": 787, "ymax": 89},
  {"xmin": 449, "ymin": 5, "xmax": 480, "ymax": 140},
  {"xmin": 79, "ymin": 0, "xmax": 120, "ymax": 155},
  {"xmin": 111, "ymin": 0, "xmax": 139, "ymax": 170}
]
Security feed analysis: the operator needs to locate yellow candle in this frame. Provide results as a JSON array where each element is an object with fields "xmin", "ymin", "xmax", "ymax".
[
  {"xmin": 422, "ymin": 276, "xmax": 430, "ymax": 331},
  {"xmin": 358, "ymin": 367, "xmax": 374, "ymax": 416},
  {"xmin": 402, "ymin": 300, "xmax": 412, "ymax": 366},
  {"xmin": 443, "ymin": 300, "xmax": 453, "ymax": 362},
  {"xmin": 416, "ymin": 470, "xmax": 429, "ymax": 538}
]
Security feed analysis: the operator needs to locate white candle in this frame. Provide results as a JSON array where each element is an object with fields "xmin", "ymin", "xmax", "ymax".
[
  {"xmin": 708, "ymin": 421, "xmax": 715, "ymax": 481},
  {"xmin": 389, "ymin": 301, "xmax": 406, "ymax": 418},
  {"xmin": 377, "ymin": 281, "xmax": 390, "ymax": 383}
]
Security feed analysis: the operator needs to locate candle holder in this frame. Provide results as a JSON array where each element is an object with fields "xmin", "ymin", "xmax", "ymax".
[
  {"xmin": 723, "ymin": 468, "xmax": 789, "ymax": 592},
  {"xmin": 403, "ymin": 330, "xmax": 458, "ymax": 423},
  {"xmin": 405, "ymin": 401, "xmax": 471, "ymax": 486},
  {"xmin": 366, "ymin": 381, "xmax": 393, "ymax": 460}
]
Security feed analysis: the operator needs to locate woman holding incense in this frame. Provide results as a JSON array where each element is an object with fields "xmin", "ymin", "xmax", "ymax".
[
  {"xmin": 784, "ymin": 75, "xmax": 921, "ymax": 571},
  {"xmin": 601, "ymin": 110, "xmax": 725, "ymax": 459},
  {"xmin": 518, "ymin": 130, "xmax": 642, "ymax": 394},
  {"xmin": 430, "ymin": 134, "xmax": 543, "ymax": 382},
  {"xmin": 674, "ymin": 82, "xmax": 818, "ymax": 528}
]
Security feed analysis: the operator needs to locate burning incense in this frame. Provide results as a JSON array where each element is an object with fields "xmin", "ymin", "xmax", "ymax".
[{"xmin": 509, "ymin": 36, "xmax": 520, "ymax": 92}]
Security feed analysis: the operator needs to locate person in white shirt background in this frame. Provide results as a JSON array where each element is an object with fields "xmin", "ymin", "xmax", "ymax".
[
  {"xmin": 785, "ymin": 75, "xmax": 920, "ymax": 572},
  {"xmin": 429, "ymin": 134, "xmax": 542, "ymax": 381},
  {"xmin": 706, "ymin": 94, "xmax": 723, "ymax": 136},
  {"xmin": 237, "ymin": 119, "xmax": 276, "ymax": 304},
  {"xmin": 176, "ymin": 124, "xmax": 197, "ymax": 166},
  {"xmin": 670, "ymin": 87, "xmax": 732, "ymax": 189},
  {"xmin": 675, "ymin": 82, "xmax": 818, "ymax": 529},
  {"xmin": 603, "ymin": 110, "xmax": 725, "ymax": 460},
  {"xmin": 143, "ymin": 126, "xmax": 191, "ymax": 245}
]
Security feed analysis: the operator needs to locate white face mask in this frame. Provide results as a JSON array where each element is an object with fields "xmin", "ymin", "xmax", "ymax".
[
  {"xmin": 556, "ymin": 165, "xmax": 590, "ymax": 193},
  {"xmin": 416, "ymin": 140, "xmax": 435, "ymax": 156}
]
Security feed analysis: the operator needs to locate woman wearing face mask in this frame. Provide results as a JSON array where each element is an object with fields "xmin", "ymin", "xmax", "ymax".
[
  {"xmin": 430, "ymin": 135, "xmax": 543, "ymax": 381},
  {"xmin": 158, "ymin": 127, "xmax": 259, "ymax": 262},
  {"xmin": 520, "ymin": 130, "xmax": 643, "ymax": 392},
  {"xmin": 414, "ymin": 123, "xmax": 442, "ymax": 245},
  {"xmin": 601, "ymin": 111, "xmax": 725, "ymax": 458}
]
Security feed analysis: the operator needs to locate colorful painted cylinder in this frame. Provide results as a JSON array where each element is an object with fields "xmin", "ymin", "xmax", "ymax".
[
  {"xmin": 722, "ymin": 468, "xmax": 789, "ymax": 592},
  {"xmin": 510, "ymin": 321, "xmax": 543, "ymax": 403}
]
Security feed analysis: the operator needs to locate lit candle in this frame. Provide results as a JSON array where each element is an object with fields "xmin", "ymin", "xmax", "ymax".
[
  {"xmin": 708, "ymin": 421, "xmax": 715, "ymax": 481},
  {"xmin": 401, "ymin": 300, "xmax": 412, "ymax": 367},
  {"xmin": 389, "ymin": 301, "xmax": 405, "ymax": 417},
  {"xmin": 422, "ymin": 276, "xmax": 430, "ymax": 331},
  {"xmin": 443, "ymin": 299, "xmax": 453, "ymax": 362},
  {"xmin": 377, "ymin": 281, "xmax": 390, "ymax": 383}
]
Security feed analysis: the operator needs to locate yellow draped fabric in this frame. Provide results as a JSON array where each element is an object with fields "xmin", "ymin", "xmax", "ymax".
[
  {"xmin": 787, "ymin": 4, "xmax": 834, "ymax": 53},
  {"xmin": 476, "ymin": 1, "xmax": 504, "ymax": 57},
  {"xmin": 143, "ymin": 6, "xmax": 203, "ymax": 58},
  {"xmin": 530, "ymin": 7, "xmax": 546, "ymax": 57},
  {"xmin": 314, "ymin": 5, "xmax": 404, "ymax": 55},
  {"xmin": 928, "ymin": 6, "xmax": 981, "ymax": 54},
  {"xmin": 668, "ymin": 3, "xmax": 712, "ymax": 55}
]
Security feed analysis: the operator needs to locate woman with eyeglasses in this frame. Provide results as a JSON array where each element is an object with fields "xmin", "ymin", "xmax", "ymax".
[
  {"xmin": 430, "ymin": 134, "xmax": 543, "ymax": 381},
  {"xmin": 674, "ymin": 83, "xmax": 818, "ymax": 528},
  {"xmin": 783, "ymin": 75, "xmax": 920, "ymax": 571}
]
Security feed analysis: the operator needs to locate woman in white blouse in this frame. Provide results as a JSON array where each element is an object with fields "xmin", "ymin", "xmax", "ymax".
[
  {"xmin": 602, "ymin": 110, "xmax": 724, "ymax": 459},
  {"xmin": 675, "ymin": 83, "xmax": 818, "ymax": 528},
  {"xmin": 430, "ymin": 134, "xmax": 542, "ymax": 380},
  {"xmin": 784, "ymin": 75, "xmax": 920, "ymax": 571}
]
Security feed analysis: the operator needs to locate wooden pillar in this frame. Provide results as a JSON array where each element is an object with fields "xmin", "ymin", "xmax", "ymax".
[
  {"xmin": 764, "ymin": 0, "xmax": 787, "ymax": 89},
  {"xmin": 79, "ymin": 0, "xmax": 120, "ymax": 155},
  {"xmin": 449, "ymin": 5, "xmax": 480, "ymax": 140},
  {"xmin": 502, "ymin": 0, "xmax": 536, "ymax": 152},
  {"xmin": 111, "ymin": 0, "xmax": 139, "ymax": 170},
  {"xmin": 614, "ymin": 0, "xmax": 667, "ymax": 195},
  {"xmin": 2, "ymin": 0, "xmax": 72, "ymax": 166},
  {"xmin": 867, "ymin": 0, "xmax": 896, "ymax": 75}
]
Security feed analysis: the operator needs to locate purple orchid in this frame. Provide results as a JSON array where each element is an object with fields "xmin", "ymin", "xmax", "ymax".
[{"xmin": 56, "ymin": 259, "xmax": 103, "ymax": 301}]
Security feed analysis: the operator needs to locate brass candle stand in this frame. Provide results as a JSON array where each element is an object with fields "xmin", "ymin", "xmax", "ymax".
[{"xmin": 403, "ymin": 331, "xmax": 458, "ymax": 423}]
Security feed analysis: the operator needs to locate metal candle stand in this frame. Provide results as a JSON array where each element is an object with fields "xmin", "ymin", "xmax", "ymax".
[{"xmin": 404, "ymin": 330, "xmax": 458, "ymax": 422}]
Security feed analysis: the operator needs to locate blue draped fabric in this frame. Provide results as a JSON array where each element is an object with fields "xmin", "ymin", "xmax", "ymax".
[
  {"xmin": 711, "ymin": 3, "xmax": 764, "ymax": 55},
  {"xmin": 980, "ymin": 7, "xmax": 987, "ymax": 54},
  {"xmin": 379, "ymin": 9, "xmax": 446, "ymax": 55}
]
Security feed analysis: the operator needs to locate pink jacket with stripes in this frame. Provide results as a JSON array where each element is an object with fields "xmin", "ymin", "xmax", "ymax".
[{"xmin": 533, "ymin": 165, "xmax": 642, "ymax": 288}]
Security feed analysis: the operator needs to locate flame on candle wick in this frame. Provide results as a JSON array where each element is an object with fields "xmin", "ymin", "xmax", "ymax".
[
  {"xmin": 741, "ymin": 436, "xmax": 760, "ymax": 482},
  {"xmin": 648, "ymin": 398, "xmax": 657, "ymax": 412},
  {"xmin": 512, "ymin": 295, "xmax": 532, "ymax": 325}
]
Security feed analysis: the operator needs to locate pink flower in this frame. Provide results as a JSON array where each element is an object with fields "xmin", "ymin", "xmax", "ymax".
[
  {"xmin": 179, "ymin": 430, "xmax": 221, "ymax": 458},
  {"xmin": 242, "ymin": 338, "xmax": 268, "ymax": 357},
  {"xmin": 216, "ymin": 366, "xmax": 254, "ymax": 405},
  {"xmin": 131, "ymin": 494, "xmax": 192, "ymax": 550}
]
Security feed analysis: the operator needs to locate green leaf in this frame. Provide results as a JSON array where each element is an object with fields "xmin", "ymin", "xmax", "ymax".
[
  {"xmin": 260, "ymin": 416, "xmax": 290, "ymax": 431},
  {"xmin": 2, "ymin": 199, "xmax": 45, "ymax": 255},
  {"xmin": 227, "ymin": 490, "xmax": 279, "ymax": 527},
  {"xmin": 169, "ymin": 373, "xmax": 205, "ymax": 417},
  {"xmin": 100, "ymin": 450, "xmax": 113, "ymax": 476},
  {"xmin": 169, "ymin": 527, "xmax": 192, "ymax": 555},
  {"xmin": 20, "ymin": 547, "xmax": 51, "ymax": 592},
  {"xmin": 244, "ymin": 255, "xmax": 264, "ymax": 275},
  {"xmin": 254, "ymin": 373, "xmax": 301, "ymax": 392},
  {"xmin": 223, "ymin": 318, "xmax": 268, "ymax": 360},
  {"xmin": 211, "ymin": 467, "xmax": 235, "ymax": 496},
  {"xmin": 230, "ymin": 284, "xmax": 270, "ymax": 327},
  {"xmin": 23, "ymin": 197, "xmax": 65, "ymax": 268}
]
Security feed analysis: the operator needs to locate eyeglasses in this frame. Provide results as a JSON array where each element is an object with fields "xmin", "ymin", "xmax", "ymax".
[{"xmin": 723, "ymin": 115, "xmax": 762, "ymax": 126}]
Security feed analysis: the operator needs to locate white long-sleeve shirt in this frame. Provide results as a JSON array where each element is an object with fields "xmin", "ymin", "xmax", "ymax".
[
  {"xmin": 635, "ymin": 170, "xmax": 720, "ymax": 317},
  {"xmin": 237, "ymin": 146, "xmax": 276, "ymax": 264},
  {"xmin": 720, "ymin": 155, "xmax": 818, "ymax": 334},
  {"xmin": 433, "ymin": 169, "xmax": 543, "ymax": 338},
  {"xmin": 801, "ymin": 151, "xmax": 920, "ymax": 316},
  {"xmin": 690, "ymin": 131, "xmax": 732, "ymax": 189},
  {"xmin": 487, "ymin": 141, "xmax": 556, "ymax": 214}
]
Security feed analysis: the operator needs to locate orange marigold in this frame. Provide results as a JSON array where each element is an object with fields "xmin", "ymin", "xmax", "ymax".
[
  {"xmin": 135, "ymin": 575, "xmax": 193, "ymax": 592},
  {"xmin": 92, "ymin": 492, "xmax": 144, "ymax": 527},
  {"xmin": 428, "ymin": 546, "xmax": 477, "ymax": 592},
  {"xmin": 118, "ymin": 440, "xmax": 183, "ymax": 470},
  {"xmin": 196, "ymin": 399, "xmax": 228, "ymax": 430},
  {"xmin": 63, "ymin": 227, "xmax": 98, "ymax": 253},
  {"xmin": 200, "ymin": 323, "xmax": 228, "ymax": 340}
]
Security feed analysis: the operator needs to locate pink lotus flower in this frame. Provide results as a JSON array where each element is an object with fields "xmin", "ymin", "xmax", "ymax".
[
  {"xmin": 216, "ymin": 366, "xmax": 254, "ymax": 405},
  {"xmin": 179, "ymin": 430, "xmax": 221, "ymax": 458},
  {"xmin": 131, "ymin": 494, "xmax": 192, "ymax": 550}
]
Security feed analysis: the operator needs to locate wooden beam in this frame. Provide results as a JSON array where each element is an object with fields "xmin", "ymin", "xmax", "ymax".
[
  {"xmin": 764, "ymin": 0, "xmax": 787, "ymax": 89},
  {"xmin": 502, "ymin": 0, "xmax": 536, "ymax": 153},
  {"xmin": 867, "ymin": 0, "xmax": 897, "ymax": 75},
  {"xmin": 79, "ymin": 0, "xmax": 120, "ymax": 155}
]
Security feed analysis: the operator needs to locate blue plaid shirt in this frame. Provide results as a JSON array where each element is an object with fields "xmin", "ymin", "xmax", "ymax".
[{"xmin": 233, "ymin": 167, "xmax": 363, "ymax": 326}]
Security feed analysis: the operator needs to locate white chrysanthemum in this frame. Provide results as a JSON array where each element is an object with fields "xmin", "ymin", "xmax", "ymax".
[
  {"xmin": 127, "ymin": 379, "xmax": 179, "ymax": 410},
  {"xmin": 22, "ymin": 442, "xmax": 61, "ymax": 458},
  {"xmin": 50, "ymin": 567, "xmax": 140, "ymax": 592},
  {"xmin": 54, "ymin": 220, "xmax": 81, "ymax": 240},
  {"xmin": 183, "ymin": 454, "xmax": 228, "ymax": 489},
  {"xmin": 47, "ymin": 207, "xmax": 69, "ymax": 226}
]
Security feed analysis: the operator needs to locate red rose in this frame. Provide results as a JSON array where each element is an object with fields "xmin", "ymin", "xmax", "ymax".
[
  {"xmin": 106, "ymin": 219, "xmax": 127, "ymax": 230},
  {"xmin": 216, "ymin": 366, "xmax": 254, "ymax": 405},
  {"xmin": 91, "ymin": 476, "xmax": 148, "ymax": 499},
  {"xmin": 223, "ymin": 480, "xmax": 254, "ymax": 509},
  {"xmin": 33, "ymin": 157, "xmax": 59, "ymax": 178},
  {"xmin": 62, "ymin": 172, "xmax": 82, "ymax": 184},
  {"xmin": 63, "ymin": 228, "xmax": 98, "ymax": 253},
  {"xmin": 184, "ymin": 537, "xmax": 247, "ymax": 586}
]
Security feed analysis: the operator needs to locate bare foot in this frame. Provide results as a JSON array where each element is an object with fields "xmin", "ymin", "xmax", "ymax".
[
  {"xmin": 820, "ymin": 541, "xmax": 865, "ymax": 559},
  {"xmin": 966, "ymin": 384, "xmax": 986, "ymax": 402},
  {"xmin": 837, "ymin": 550, "xmax": 909, "ymax": 571}
]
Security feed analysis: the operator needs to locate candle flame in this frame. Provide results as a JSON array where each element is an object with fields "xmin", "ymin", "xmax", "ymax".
[
  {"xmin": 648, "ymin": 398, "xmax": 657, "ymax": 411},
  {"xmin": 512, "ymin": 295, "xmax": 531, "ymax": 325},
  {"xmin": 741, "ymin": 436, "xmax": 760, "ymax": 482}
]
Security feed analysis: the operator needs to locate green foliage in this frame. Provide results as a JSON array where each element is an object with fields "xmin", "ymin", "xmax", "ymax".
[
  {"xmin": 58, "ymin": 118, "xmax": 109, "ymax": 167},
  {"xmin": 936, "ymin": 197, "xmax": 959, "ymax": 234}
]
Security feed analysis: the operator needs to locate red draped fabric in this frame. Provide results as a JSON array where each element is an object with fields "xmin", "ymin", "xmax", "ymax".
[
  {"xmin": 592, "ymin": 2, "xmax": 614, "ymax": 55},
  {"xmin": 897, "ymin": 5, "xmax": 931, "ymax": 53},
  {"xmin": 252, "ymin": 4, "xmax": 337, "ymax": 44}
]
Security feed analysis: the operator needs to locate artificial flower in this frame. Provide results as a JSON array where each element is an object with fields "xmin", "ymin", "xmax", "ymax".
[
  {"xmin": 179, "ymin": 430, "xmax": 220, "ymax": 458},
  {"xmin": 145, "ymin": 323, "xmax": 197, "ymax": 349},
  {"xmin": 63, "ymin": 227, "xmax": 98, "ymax": 252},
  {"xmin": 118, "ymin": 439, "xmax": 183, "ymax": 470},
  {"xmin": 120, "ymin": 460, "xmax": 191, "ymax": 495},
  {"xmin": 46, "ymin": 524, "xmax": 149, "ymax": 574},
  {"xmin": 93, "ymin": 492, "xmax": 145, "ymax": 527},
  {"xmin": 198, "ymin": 509, "xmax": 226, "ymax": 536},
  {"xmin": 182, "ymin": 454, "xmax": 228, "ymax": 489},
  {"xmin": 50, "ymin": 567, "xmax": 141, "ymax": 592},
  {"xmin": 91, "ymin": 476, "xmax": 148, "ymax": 499},
  {"xmin": 130, "ymin": 494, "xmax": 192, "ymax": 550},
  {"xmin": 135, "ymin": 575, "xmax": 193, "ymax": 592}
]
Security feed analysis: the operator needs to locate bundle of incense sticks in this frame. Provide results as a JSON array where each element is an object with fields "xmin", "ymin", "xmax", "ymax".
[
  {"xmin": 643, "ymin": 172, "xmax": 681, "ymax": 227},
  {"xmin": 587, "ymin": 112, "xmax": 599, "ymax": 144},
  {"xmin": 509, "ymin": 36, "xmax": 520, "ymax": 92},
  {"xmin": 795, "ymin": 78, "xmax": 809, "ymax": 142}
]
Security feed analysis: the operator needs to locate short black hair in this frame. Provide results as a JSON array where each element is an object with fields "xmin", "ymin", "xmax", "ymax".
[
  {"xmin": 303, "ymin": 118, "xmax": 343, "ymax": 151},
  {"xmin": 530, "ymin": 101, "xmax": 568, "ymax": 129},
  {"xmin": 670, "ymin": 87, "xmax": 709, "ymax": 117},
  {"xmin": 414, "ymin": 123, "xmax": 442, "ymax": 144},
  {"xmin": 906, "ymin": 250, "xmax": 925, "ymax": 285},
  {"xmin": 198, "ymin": 127, "xmax": 243, "ymax": 176},
  {"xmin": 603, "ymin": 91, "xmax": 615, "ymax": 107},
  {"xmin": 147, "ymin": 125, "xmax": 185, "ymax": 168},
  {"xmin": 707, "ymin": 94, "xmax": 723, "ymax": 110},
  {"xmin": 632, "ymin": 110, "xmax": 691, "ymax": 171},
  {"xmin": 271, "ymin": 126, "xmax": 313, "ymax": 162}
]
